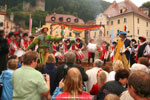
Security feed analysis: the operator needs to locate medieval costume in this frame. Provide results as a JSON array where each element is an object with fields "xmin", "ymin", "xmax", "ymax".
[
  {"xmin": 75, "ymin": 38, "xmax": 84, "ymax": 64},
  {"xmin": 28, "ymin": 25, "xmax": 62, "ymax": 64},
  {"xmin": 114, "ymin": 31, "xmax": 132, "ymax": 70},
  {"xmin": 21, "ymin": 33, "xmax": 31, "ymax": 51}
]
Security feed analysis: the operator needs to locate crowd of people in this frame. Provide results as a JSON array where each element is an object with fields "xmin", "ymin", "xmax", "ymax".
[{"xmin": 0, "ymin": 26, "xmax": 150, "ymax": 100}]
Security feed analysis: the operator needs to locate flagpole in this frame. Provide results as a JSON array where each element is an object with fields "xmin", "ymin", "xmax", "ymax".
[{"xmin": 29, "ymin": 13, "xmax": 32, "ymax": 36}]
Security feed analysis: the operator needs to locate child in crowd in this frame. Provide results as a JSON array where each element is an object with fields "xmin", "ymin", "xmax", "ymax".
[
  {"xmin": 0, "ymin": 59, "xmax": 18, "ymax": 100},
  {"xmin": 90, "ymin": 70, "xmax": 107, "ymax": 99}
]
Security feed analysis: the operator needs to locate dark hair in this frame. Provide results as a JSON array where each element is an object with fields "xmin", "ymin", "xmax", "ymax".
[
  {"xmin": 8, "ymin": 55, "xmax": 17, "ymax": 60},
  {"xmin": 115, "ymin": 69, "xmax": 129, "ymax": 81},
  {"xmin": 9, "ymin": 32, "xmax": 14, "ymax": 37},
  {"xmin": 128, "ymin": 71, "xmax": 150, "ymax": 98},
  {"xmin": 0, "ymin": 30, "xmax": 4, "ymax": 38},
  {"xmin": 23, "ymin": 51, "xmax": 38, "ymax": 65}
]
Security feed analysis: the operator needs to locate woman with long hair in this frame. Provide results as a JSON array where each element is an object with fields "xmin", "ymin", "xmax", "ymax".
[{"xmin": 56, "ymin": 68, "xmax": 92, "ymax": 100}]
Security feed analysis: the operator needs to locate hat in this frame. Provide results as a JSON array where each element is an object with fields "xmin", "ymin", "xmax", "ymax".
[
  {"xmin": 23, "ymin": 33, "xmax": 28, "ymax": 37},
  {"xmin": 139, "ymin": 36, "xmax": 146, "ymax": 41},
  {"xmin": 118, "ymin": 31, "xmax": 127, "ymax": 35},
  {"xmin": 76, "ymin": 38, "xmax": 81, "ymax": 41},
  {"xmin": 41, "ymin": 25, "xmax": 49, "ymax": 30},
  {"xmin": 14, "ymin": 32, "xmax": 20, "ymax": 36},
  {"xmin": 9, "ymin": 32, "xmax": 14, "ymax": 37},
  {"xmin": 29, "ymin": 36, "xmax": 34, "ymax": 38}
]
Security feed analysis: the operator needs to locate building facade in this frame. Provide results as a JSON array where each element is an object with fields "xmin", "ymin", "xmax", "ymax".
[{"xmin": 96, "ymin": 0, "xmax": 150, "ymax": 43}]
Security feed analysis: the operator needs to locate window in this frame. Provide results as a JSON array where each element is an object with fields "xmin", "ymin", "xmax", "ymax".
[
  {"xmin": 146, "ymin": 31, "xmax": 148, "ymax": 37},
  {"xmin": 146, "ymin": 22, "xmax": 148, "ymax": 27},
  {"xmin": 120, "ymin": 9, "xmax": 123, "ymax": 14},
  {"xmin": 118, "ymin": 19, "xmax": 120, "ymax": 24},
  {"xmin": 107, "ymin": 21, "xmax": 109, "ymax": 25},
  {"xmin": 69, "ymin": 32, "xmax": 72, "ymax": 37},
  {"xmin": 124, "ymin": 18, "xmax": 127, "ymax": 23},
  {"xmin": 111, "ymin": 21, "xmax": 113, "ymax": 25},
  {"xmin": 137, "ymin": 29, "xmax": 139, "ymax": 35},
  {"xmin": 0, "ymin": 22, "xmax": 3, "ymax": 27},
  {"xmin": 137, "ymin": 18, "xmax": 140, "ymax": 24},
  {"xmin": 107, "ymin": 31, "xmax": 109, "ymax": 36},
  {"xmin": 100, "ymin": 22, "xmax": 102, "ymax": 25}
]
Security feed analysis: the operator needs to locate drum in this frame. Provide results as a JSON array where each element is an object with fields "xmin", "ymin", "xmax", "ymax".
[{"xmin": 14, "ymin": 50, "xmax": 25, "ymax": 57}]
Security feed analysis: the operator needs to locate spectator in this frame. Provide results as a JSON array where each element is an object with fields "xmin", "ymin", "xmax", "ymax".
[
  {"xmin": 104, "ymin": 94, "xmax": 120, "ymax": 100},
  {"xmin": 12, "ymin": 51, "xmax": 50, "ymax": 100},
  {"xmin": 85, "ymin": 59, "xmax": 108, "ymax": 92},
  {"xmin": 97, "ymin": 69, "xmax": 129, "ymax": 100},
  {"xmin": 0, "ymin": 59, "xmax": 18, "ymax": 100},
  {"xmin": 137, "ymin": 57, "xmax": 149, "ymax": 67},
  {"xmin": 0, "ymin": 30, "xmax": 9, "ymax": 74},
  {"xmin": 53, "ymin": 51, "xmax": 88, "ymax": 90},
  {"xmin": 107, "ymin": 60, "xmax": 124, "ymax": 81},
  {"xmin": 90, "ymin": 70, "xmax": 107, "ymax": 98},
  {"xmin": 128, "ymin": 71, "xmax": 150, "ymax": 100},
  {"xmin": 44, "ymin": 54, "xmax": 57, "ymax": 95},
  {"xmin": 56, "ymin": 68, "xmax": 92, "ymax": 100}
]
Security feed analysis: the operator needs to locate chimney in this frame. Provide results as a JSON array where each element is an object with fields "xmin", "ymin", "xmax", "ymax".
[{"xmin": 113, "ymin": 0, "xmax": 117, "ymax": 6}]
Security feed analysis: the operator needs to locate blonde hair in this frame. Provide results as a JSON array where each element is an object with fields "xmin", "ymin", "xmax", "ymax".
[
  {"xmin": 104, "ymin": 94, "xmax": 120, "ymax": 100},
  {"xmin": 113, "ymin": 60, "xmax": 124, "ymax": 72},
  {"xmin": 97, "ymin": 70, "xmax": 107, "ymax": 87},
  {"xmin": 46, "ymin": 54, "xmax": 56, "ymax": 64},
  {"xmin": 64, "ymin": 68, "xmax": 83, "ymax": 97},
  {"xmin": 7, "ymin": 59, "xmax": 18, "ymax": 70}
]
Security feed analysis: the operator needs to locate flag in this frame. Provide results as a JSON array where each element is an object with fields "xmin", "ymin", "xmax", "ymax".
[{"xmin": 29, "ymin": 14, "xmax": 32, "ymax": 36}]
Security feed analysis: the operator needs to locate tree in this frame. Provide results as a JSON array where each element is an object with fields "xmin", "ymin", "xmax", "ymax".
[{"xmin": 141, "ymin": 1, "xmax": 150, "ymax": 16}]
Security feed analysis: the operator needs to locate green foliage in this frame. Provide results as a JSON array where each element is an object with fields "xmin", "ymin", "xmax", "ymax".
[{"xmin": 141, "ymin": 1, "xmax": 150, "ymax": 16}]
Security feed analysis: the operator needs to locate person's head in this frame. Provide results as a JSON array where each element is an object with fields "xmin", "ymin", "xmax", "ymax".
[
  {"xmin": 7, "ymin": 59, "xmax": 18, "ymax": 70},
  {"xmin": 139, "ymin": 36, "xmax": 146, "ymax": 43},
  {"xmin": 41, "ymin": 25, "xmax": 49, "ymax": 34},
  {"xmin": 0, "ymin": 30, "xmax": 4, "ymax": 38},
  {"xmin": 112, "ymin": 41, "xmax": 117, "ymax": 47},
  {"xmin": 23, "ymin": 33, "xmax": 28, "ymax": 40},
  {"xmin": 9, "ymin": 32, "xmax": 15, "ymax": 40},
  {"xmin": 105, "ymin": 94, "xmax": 120, "ymax": 100},
  {"xmin": 102, "ymin": 62, "xmax": 113, "ymax": 73},
  {"xmin": 46, "ymin": 54, "xmax": 56, "ymax": 64},
  {"xmin": 104, "ymin": 94, "xmax": 120, "ymax": 100},
  {"xmin": 115, "ymin": 69, "xmax": 129, "ymax": 86},
  {"xmin": 128, "ymin": 71, "xmax": 150, "ymax": 100},
  {"xmin": 118, "ymin": 31, "xmax": 126, "ymax": 39},
  {"xmin": 90, "ymin": 39, "xmax": 94, "ymax": 43},
  {"xmin": 138, "ymin": 57, "xmax": 149, "ymax": 67},
  {"xmin": 64, "ymin": 52, "xmax": 76, "ymax": 64},
  {"xmin": 22, "ymin": 51, "xmax": 38, "ymax": 68},
  {"xmin": 14, "ymin": 32, "xmax": 20, "ymax": 39},
  {"xmin": 130, "ymin": 63, "xmax": 149, "ymax": 73},
  {"xmin": 97, "ymin": 70, "xmax": 107, "ymax": 87},
  {"xmin": 8, "ymin": 55, "xmax": 18, "ymax": 60},
  {"xmin": 113, "ymin": 60, "xmax": 124, "ymax": 72},
  {"xmin": 131, "ymin": 39, "xmax": 137, "ymax": 45},
  {"xmin": 64, "ymin": 68, "xmax": 83, "ymax": 97},
  {"xmin": 76, "ymin": 38, "xmax": 80, "ymax": 43},
  {"xmin": 93, "ymin": 59, "xmax": 103, "ymax": 68}
]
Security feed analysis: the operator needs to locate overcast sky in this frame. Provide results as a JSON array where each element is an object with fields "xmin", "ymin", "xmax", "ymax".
[{"xmin": 103, "ymin": 0, "xmax": 150, "ymax": 7}]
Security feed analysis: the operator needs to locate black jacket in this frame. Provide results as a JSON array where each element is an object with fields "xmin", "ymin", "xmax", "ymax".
[
  {"xmin": 53, "ymin": 63, "xmax": 88, "ymax": 89},
  {"xmin": 0, "ymin": 38, "xmax": 9, "ymax": 73},
  {"xmin": 96, "ymin": 81, "xmax": 126, "ymax": 100}
]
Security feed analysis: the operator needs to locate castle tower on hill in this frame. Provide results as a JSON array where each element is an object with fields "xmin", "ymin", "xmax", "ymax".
[{"xmin": 23, "ymin": 0, "xmax": 45, "ymax": 12}]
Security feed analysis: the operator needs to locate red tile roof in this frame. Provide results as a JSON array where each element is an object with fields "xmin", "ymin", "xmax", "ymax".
[
  {"xmin": 45, "ymin": 14, "xmax": 85, "ymax": 24},
  {"xmin": 104, "ymin": 0, "xmax": 150, "ymax": 19}
]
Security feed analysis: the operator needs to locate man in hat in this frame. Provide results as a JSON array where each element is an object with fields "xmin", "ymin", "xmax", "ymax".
[
  {"xmin": 21, "ymin": 33, "xmax": 30, "ymax": 51},
  {"xmin": 64, "ymin": 38, "xmax": 72, "ymax": 52},
  {"xmin": 134, "ymin": 36, "xmax": 150, "ymax": 61},
  {"xmin": 28, "ymin": 25, "xmax": 62, "ymax": 64},
  {"xmin": 114, "ymin": 31, "xmax": 132, "ymax": 70},
  {"xmin": 14, "ymin": 32, "xmax": 21, "ymax": 48}
]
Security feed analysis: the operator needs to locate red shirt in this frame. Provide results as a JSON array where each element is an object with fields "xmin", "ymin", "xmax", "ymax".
[
  {"xmin": 56, "ymin": 91, "xmax": 92, "ymax": 100},
  {"xmin": 90, "ymin": 83, "xmax": 100, "ymax": 95}
]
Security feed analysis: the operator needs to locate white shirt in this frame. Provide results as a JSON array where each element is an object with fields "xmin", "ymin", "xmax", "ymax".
[
  {"xmin": 84, "ymin": 67, "xmax": 108, "ymax": 92},
  {"xmin": 107, "ymin": 71, "xmax": 116, "ymax": 82}
]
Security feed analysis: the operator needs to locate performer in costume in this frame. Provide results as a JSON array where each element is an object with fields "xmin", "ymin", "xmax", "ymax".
[
  {"xmin": 99, "ymin": 41, "xmax": 107, "ymax": 60},
  {"xmin": 114, "ymin": 31, "xmax": 132, "ymax": 70},
  {"xmin": 28, "ymin": 25, "xmax": 62, "ymax": 64},
  {"xmin": 7, "ymin": 32, "xmax": 19, "ymax": 56},
  {"xmin": 135, "ymin": 36, "xmax": 149, "ymax": 61},
  {"xmin": 87, "ymin": 39, "xmax": 97, "ymax": 64},
  {"xmin": 64, "ymin": 39, "xmax": 72, "ymax": 52},
  {"xmin": 75, "ymin": 38, "xmax": 84, "ymax": 64},
  {"xmin": 14, "ymin": 32, "xmax": 21, "ymax": 48},
  {"xmin": 21, "ymin": 33, "xmax": 30, "ymax": 51}
]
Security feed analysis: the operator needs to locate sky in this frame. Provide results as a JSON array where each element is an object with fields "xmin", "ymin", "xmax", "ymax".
[{"xmin": 103, "ymin": 0, "xmax": 150, "ymax": 7}]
